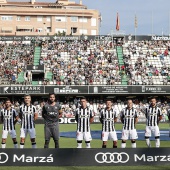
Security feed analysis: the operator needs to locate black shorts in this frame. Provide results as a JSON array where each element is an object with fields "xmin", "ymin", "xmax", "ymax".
[{"xmin": 44, "ymin": 123, "xmax": 59, "ymax": 141}]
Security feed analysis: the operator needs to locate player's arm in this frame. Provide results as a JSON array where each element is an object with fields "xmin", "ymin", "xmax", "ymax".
[
  {"xmin": 158, "ymin": 108, "xmax": 163, "ymax": 122},
  {"xmin": 167, "ymin": 109, "xmax": 170, "ymax": 121},
  {"xmin": 114, "ymin": 108, "xmax": 119, "ymax": 123},
  {"xmin": 0, "ymin": 110, "xmax": 3, "ymax": 123},
  {"xmin": 90, "ymin": 110, "xmax": 94, "ymax": 123},
  {"xmin": 145, "ymin": 107, "xmax": 148, "ymax": 118},
  {"xmin": 74, "ymin": 109, "xmax": 78, "ymax": 122},
  {"xmin": 114, "ymin": 117, "xmax": 118, "ymax": 123},
  {"xmin": 34, "ymin": 112, "xmax": 38, "ymax": 121},
  {"xmin": 158, "ymin": 115, "xmax": 163, "ymax": 122},
  {"xmin": 120, "ymin": 117, "xmax": 124, "ymax": 124},
  {"xmin": 42, "ymin": 105, "xmax": 46, "ymax": 119},
  {"xmin": 99, "ymin": 110, "xmax": 103, "ymax": 124},
  {"xmin": 90, "ymin": 116, "xmax": 94, "ymax": 123},
  {"xmin": 14, "ymin": 115, "xmax": 19, "ymax": 125},
  {"xmin": 13, "ymin": 110, "xmax": 19, "ymax": 124},
  {"xmin": 120, "ymin": 110, "xmax": 124, "ymax": 124},
  {"xmin": 19, "ymin": 106, "xmax": 22, "ymax": 120},
  {"xmin": 13, "ymin": 110, "xmax": 19, "ymax": 125},
  {"xmin": 0, "ymin": 116, "xmax": 3, "ymax": 123},
  {"xmin": 58, "ymin": 108, "xmax": 63, "ymax": 118},
  {"xmin": 33, "ymin": 106, "xmax": 38, "ymax": 121},
  {"xmin": 134, "ymin": 109, "xmax": 139, "ymax": 125},
  {"xmin": 135, "ymin": 117, "xmax": 138, "ymax": 124}
]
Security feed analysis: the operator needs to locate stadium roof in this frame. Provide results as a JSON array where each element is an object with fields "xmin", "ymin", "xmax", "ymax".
[{"xmin": 3, "ymin": 0, "xmax": 86, "ymax": 8}]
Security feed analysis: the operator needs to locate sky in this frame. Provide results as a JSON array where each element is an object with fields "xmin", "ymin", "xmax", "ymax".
[
  {"xmin": 73, "ymin": 0, "xmax": 170, "ymax": 35},
  {"xmin": 16, "ymin": 0, "xmax": 170, "ymax": 35}
]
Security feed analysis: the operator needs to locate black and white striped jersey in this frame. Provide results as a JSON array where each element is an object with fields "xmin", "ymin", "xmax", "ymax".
[
  {"xmin": 100, "ymin": 107, "xmax": 118, "ymax": 132},
  {"xmin": 145, "ymin": 105, "xmax": 162, "ymax": 126},
  {"xmin": 0, "ymin": 108, "xmax": 18, "ymax": 131},
  {"xmin": 75, "ymin": 107, "xmax": 94, "ymax": 132},
  {"xmin": 120, "ymin": 107, "xmax": 138, "ymax": 130},
  {"xmin": 19, "ymin": 104, "xmax": 37, "ymax": 129}
]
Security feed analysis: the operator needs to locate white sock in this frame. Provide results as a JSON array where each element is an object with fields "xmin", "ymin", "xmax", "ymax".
[
  {"xmin": 155, "ymin": 138, "xmax": 160, "ymax": 148},
  {"xmin": 131, "ymin": 143, "xmax": 136, "ymax": 148},
  {"xmin": 146, "ymin": 138, "xmax": 151, "ymax": 147},
  {"xmin": 121, "ymin": 143, "xmax": 126, "ymax": 148},
  {"xmin": 1, "ymin": 143, "xmax": 6, "ymax": 148},
  {"xmin": 86, "ymin": 143, "xmax": 91, "ymax": 148},
  {"xmin": 14, "ymin": 143, "xmax": 18, "ymax": 148},
  {"xmin": 32, "ymin": 143, "xmax": 37, "ymax": 148},
  {"xmin": 20, "ymin": 143, "xmax": 24, "ymax": 149},
  {"xmin": 77, "ymin": 143, "xmax": 82, "ymax": 148}
]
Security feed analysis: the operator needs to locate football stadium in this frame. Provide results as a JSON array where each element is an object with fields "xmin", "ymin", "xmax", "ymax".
[{"xmin": 0, "ymin": 0, "xmax": 170, "ymax": 169}]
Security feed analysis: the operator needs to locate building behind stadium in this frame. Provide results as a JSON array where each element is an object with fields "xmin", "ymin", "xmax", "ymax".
[{"xmin": 0, "ymin": 0, "xmax": 101, "ymax": 36}]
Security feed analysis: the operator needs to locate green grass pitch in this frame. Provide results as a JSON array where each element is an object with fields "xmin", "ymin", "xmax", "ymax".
[{"xmin": 0, "ymin": 122, "xmax": 170, "ymax": 170}]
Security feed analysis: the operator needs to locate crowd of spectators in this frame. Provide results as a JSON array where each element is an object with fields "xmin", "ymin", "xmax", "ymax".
[
  {"xmin": 0, "ymin": 41, "xmax": 34, "ymax": 85},
  {"xmin": 0, "ymin": 39, "xmax": 170, "ymax": 85},
  {"xmin": 41, "ymin": 39, "xmax": 122, "ymax": 85},
  {"xmin": 123, "ymin": 40, "xmax": 170, "ymax": 85}
]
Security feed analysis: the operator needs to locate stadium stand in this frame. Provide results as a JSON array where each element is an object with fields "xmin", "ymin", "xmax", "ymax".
[
  {"xmin": 0, "ymin": 41, "xmax": 34, "ymax": 84},
  {"xmin": 40, "ymin": 39, "xmax": 122, "ymax": 85},
  {"xmin": 0, "ymin": 38, "xmax": 169, "ymax": 85},
  {"xmin": 0, "ymin": 37, "xmax": 169, "ymax": 121},
  {"xmin": 123, "ymin": 40, "xmax": 170, "ymax": 85}
]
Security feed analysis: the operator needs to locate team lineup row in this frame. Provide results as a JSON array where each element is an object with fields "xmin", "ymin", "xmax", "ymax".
[{"xmin": 0, "ymin": 94, "xmax": 167, "ymax": 148}]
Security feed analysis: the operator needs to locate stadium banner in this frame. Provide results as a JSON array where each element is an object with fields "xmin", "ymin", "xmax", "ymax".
[
  {"xmin": 36, "ymin": 116, "xmax": 106, "ymax": 124},
  {"xmin": 45, "ymin": 86, "xmax": 88, "ymax": 94},
  {"xmin": 89, "ymin": 86, "xmax": 132, "ymax": 94},
  {"xmin": 0, "ymin": 35, "xmax": 170, "ymax": 42},
  {"xmin": 36, "ymin": 117, "xmax": 166, "ymax": 124},
  {"xmin": 1, "ymin": 85, "xmax": 170, "ymax": 94},
  {"xmin": 27, "ymin": 65, "xmax": 44, "ymax": 73},
  {"xmin": 0, "ymin": 36, "xmax": 23, "ymax": 41},
  {"xmin": 89, "ymin": 85, "xmax": 170, "ymax": 94},
  {"xmin": 0, "ymin": 86, "xmax": 44, "ymax": 94},
  {"xmin": 0, "ymin": 148, "xmax": 170, "ymax": 166},
  {"xmin": 59, "ymin": 117, "xmax": 76, "ymax": 124},
  {"xmin": 36, "ymin": 118, "xmax": 77, "ymax": 124},
  {"xmin": 140, "ymin": 85, "xmax": 170, "ymax": 93}
]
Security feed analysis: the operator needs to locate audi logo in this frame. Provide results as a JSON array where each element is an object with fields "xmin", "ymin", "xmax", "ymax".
[
  {"xmin": 95, "ymin": 152, "xmax": 129, "ymax": 163},
  {"xmin": 0, "ymin": 152, "xmax": 9, "ymax": 164}
]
